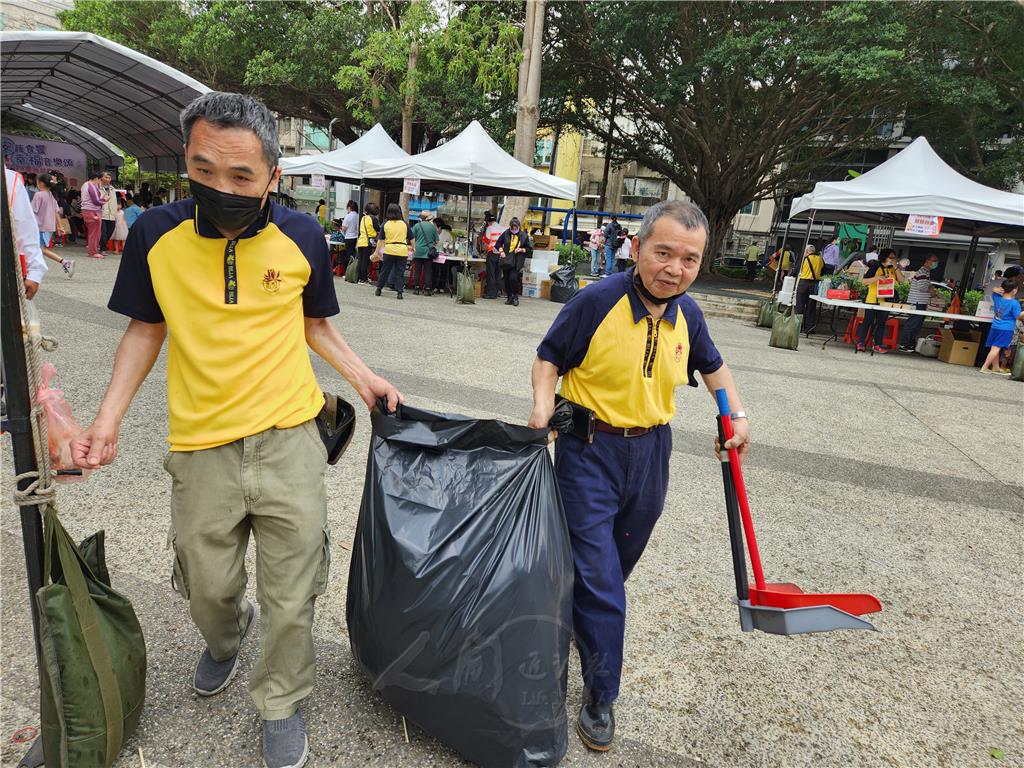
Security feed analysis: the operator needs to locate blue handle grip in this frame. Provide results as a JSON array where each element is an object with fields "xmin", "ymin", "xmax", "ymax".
[{"xmin": 714, "ymin": 388, "xmax": 730, "ymax": 417}]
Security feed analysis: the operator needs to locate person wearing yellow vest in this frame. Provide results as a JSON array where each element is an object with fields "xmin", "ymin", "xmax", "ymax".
[
  {"xmin": 374, "ymin": 203, "xmax": 411, "ymax": 300},
  {"xmin": 69, "ymin": 92, "xmax": 402, "ymax": 768},
  {"xmin": 355, "ymin": 201, "xmax": 379, "ymax": 283},
  {"xmin": 493, "ymin": 216, "xmax": 533, "ymax": 306},
  {"xmin": 857, "ymin": 248, "xmax": 904, "ymax": 354},
  {"xmin": 795, "ymin": 244, "xmax": 825, "ymax": 333}
]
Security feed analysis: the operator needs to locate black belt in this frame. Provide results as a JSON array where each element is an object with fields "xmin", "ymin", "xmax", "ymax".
[{"xmin": 593, "ymin": 418, "xmax": 653, "ymax": 438}]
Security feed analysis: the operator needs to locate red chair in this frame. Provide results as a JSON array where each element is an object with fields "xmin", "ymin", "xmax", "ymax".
[{"xmin": 844, "ymin": 316, "xmax": 900, "ymax": 350}]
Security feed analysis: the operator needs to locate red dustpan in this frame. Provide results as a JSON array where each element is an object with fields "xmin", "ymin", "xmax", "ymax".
[{"xmin": 715, "ymin": 389, "xmax": 882, "ymax": 630}]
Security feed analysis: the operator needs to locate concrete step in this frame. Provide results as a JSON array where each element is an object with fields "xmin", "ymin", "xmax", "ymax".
[
  {"xmin": 689, "ymin": 291, "xmax": 765, "ymax": 310},
  {"xmin": 690, "ymin": 291, "xmax": 762, "ymax": 323}
]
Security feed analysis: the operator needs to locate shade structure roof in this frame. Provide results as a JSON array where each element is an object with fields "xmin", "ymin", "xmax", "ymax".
[
  {"xmin": 361, "ymin": 120, "xmax": 578, "ymax": 200},
  {"xmin": 790, "ymin": 137, "xmax": 1024, "ymax": 238},
  {"xmin": 0, "ymin": 31, "xmax": 209, "ymax": 172},
  {"xmin": 4, "ymin": 103, "xmax": 124, "ymax": 167},
  {"xmin": 278, "ymin": 123, "xmax": 409, "ymax": 187}
]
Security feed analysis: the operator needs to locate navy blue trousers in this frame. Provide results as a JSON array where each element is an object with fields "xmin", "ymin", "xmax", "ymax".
[{"xmin": 554, "ymin": 425, "xmax": 671, "ymax": 704}]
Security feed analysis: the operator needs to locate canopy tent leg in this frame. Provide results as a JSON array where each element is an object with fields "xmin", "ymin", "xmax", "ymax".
[
  {"xmin": 958, "ymin": 233, "xmax": 979, "ymax": 297},
  {"xmin": 1, "ymin": 161, "xmax": 48, "ymax": 768},
  {"xmin": 770, "ymin": 218, "xmax": 794, "ymax": 299}
]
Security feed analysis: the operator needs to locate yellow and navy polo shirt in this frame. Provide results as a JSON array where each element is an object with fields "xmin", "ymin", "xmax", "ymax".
[
  {"xmin": 537, "ymin": 270, "xmax": 723, "ymax": 429},
  {"xmin": 109, "ymin": 199, "xmax": 340, "ymax": 451}
]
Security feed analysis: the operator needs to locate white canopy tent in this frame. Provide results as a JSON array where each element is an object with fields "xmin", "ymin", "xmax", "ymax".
[
  {"xmin": 0, "ymin": 31, "xmax": 209, "ymax": 172},
  {"xmin": 278, "ymin": 123, "xmax": 408, "ymax": 187},
  {"xmin": 4, "ymin": 103, "xmax": 125, "ymax": 168},
  {"xmin": 790, "ymin": 137, "xmax": 1024, "ymax": 239},
  {"xmin": 362, "ymin": 120, "xmax": 578, "ymax": 200}
]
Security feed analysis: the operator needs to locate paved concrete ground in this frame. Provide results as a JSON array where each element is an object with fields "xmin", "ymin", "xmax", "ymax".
[{"xmin": 3, "ymin": 244, "xmax": 1022, "ymax": 768}]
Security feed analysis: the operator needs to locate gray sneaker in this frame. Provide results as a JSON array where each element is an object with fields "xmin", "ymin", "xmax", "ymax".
[
  {"xmin": 262, "ymin": 712, "xmax": 309, "ymax": 768},
  {"xmin": 193, "ymin": 599, "xmax": 256, "ymax": 696}
]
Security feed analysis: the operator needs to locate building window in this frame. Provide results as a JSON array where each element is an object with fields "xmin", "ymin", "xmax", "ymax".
[
  {"xmin": 739, "ymin": 200, "xmax": 761, "ymax": 216},
  {"xmin": 621, "ymin": 177, "xmax": 666, "ymax": 207},
  {"xmin": 302, "ymin": 125, "xmax": 330, "ymax": 151},
  {"xmin": 587, "ymin": 181, "xmax": 603, "ymax": 198},
  {"xmin": 534, "ymin": 137, "xmax": 554, "ymax": 166},
  {"xmin": 279, "ymin": 116, "xmax": 292, "ymax": 133}
]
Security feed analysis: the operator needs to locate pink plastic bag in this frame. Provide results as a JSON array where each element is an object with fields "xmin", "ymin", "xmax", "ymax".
[{"xmin": 34, "ymin": 362, "xmax": 89, "ymax": 483}]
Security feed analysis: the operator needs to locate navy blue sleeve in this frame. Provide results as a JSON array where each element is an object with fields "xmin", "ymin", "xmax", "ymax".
[
  {"xmin": 275, "ymin": 206, "xmax": 340, "ymax": 317},
  {"xmin": 679, "ymin": 296, "xmax": 723, "ymax": 387},
  {"xmin": 107, "ymin": 210, "xmax": 164, "ymax": 323},
  {"xmin": 537, "ymin": 292, "xmax": 600, "ymax": 375}
]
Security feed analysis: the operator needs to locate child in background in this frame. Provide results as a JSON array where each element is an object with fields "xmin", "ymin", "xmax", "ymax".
[
  {"xmin": 980, "ymin": 280, "xmax": 1021, "ymax": 374},
  {"xmin": 615, "ymin": 227, "xmax": 632, "ymax": 272},
  {"xmin": 110, "ymin": 197, "xmax": 129, "ymax": 253}
]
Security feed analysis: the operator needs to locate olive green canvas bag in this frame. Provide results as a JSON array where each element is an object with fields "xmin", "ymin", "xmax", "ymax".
[
  {"xmin": 37, "ymin": 504, "xmax": 146, "ymax": 768},
  {"xmin": 756, "ymin": 298, "xmax": 778, "ymax": 327},
  {"xmin": 456, "ymin": 269, "xmax": 476, "ymax": 304}
]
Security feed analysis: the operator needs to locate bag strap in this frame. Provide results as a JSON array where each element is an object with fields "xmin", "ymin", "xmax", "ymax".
[{"xmin": 45, "ymin": 505, "xmax": 124, "ymax": 762}]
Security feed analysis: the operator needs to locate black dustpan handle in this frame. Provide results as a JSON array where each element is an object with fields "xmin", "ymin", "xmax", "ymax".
[{"xmin": 717, "ymin": 416, "xmax": 749, "ymax": 603}]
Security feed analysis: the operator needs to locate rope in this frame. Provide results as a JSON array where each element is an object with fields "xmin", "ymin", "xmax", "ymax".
[{"xmin": 6, "ymin": 177, "xmax": 60, "ymax": 512}]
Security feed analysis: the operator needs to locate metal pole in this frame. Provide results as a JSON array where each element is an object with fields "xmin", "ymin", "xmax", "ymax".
[
  {"xmin": 958, "ymin": 232, "xmax": 979, "ymax": 297},
  {"xmin": 771, "ymin": 218, "xmax": 793, "ymax": 298}
]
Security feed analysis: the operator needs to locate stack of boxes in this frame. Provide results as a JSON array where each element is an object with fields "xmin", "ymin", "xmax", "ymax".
[{"xmin": 522, "ymin": 250, "xmax": 560, "ymax": 300}]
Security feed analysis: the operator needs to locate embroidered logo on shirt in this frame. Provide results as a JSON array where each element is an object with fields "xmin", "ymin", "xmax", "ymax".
[
  {"xmin": 675, "ymin": 342, "xmax": 684, "ymax": 363},
  {"xmin": 262, "ymin": 268, "xmax": 281, "ymax": 293}
]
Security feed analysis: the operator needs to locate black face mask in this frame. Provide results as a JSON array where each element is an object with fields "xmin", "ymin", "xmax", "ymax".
[
  {"xmin": 190, "ymin": 176, "xmax": 273, "ymax": 234},
  {"xmin": 631, "ymin": 267, "xmax": 685, "ymax": 306}
]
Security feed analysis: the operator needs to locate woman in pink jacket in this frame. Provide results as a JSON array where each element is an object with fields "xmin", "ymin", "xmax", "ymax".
[{"xmin": 80, "ymin": 168, "xmax": 109, "ymax": 258}]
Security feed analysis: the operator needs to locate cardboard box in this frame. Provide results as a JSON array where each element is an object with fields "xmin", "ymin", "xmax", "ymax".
[
  {"xmin": 533, "ymin": 235, "xmax": 553, "ymax": 249},
  {"xmin": 523, "ymin": 285, "xmax": 542, "ymax": 299},
  {"xmin": 473, "ymin": 279, "xmax": 483, "ymax": 298},
  {"xmin": 540, "ymin": 280, "xmax": 551, "ymax": 300},
  {"xmin": 522, "ymin": 271, "xmax": 543, "ymax": 288},
  {"xmin": 975, "ymin": 300, "xmax": 994, "ymax": 318},
  {"xmin": 937, "ymin": 328, "xmax": 981, "ymax": 366}
]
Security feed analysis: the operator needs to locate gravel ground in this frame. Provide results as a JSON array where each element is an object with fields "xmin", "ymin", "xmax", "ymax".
[{"xmin": 2, "ymin": 244, "xmax": 1022, "ymax": 768}]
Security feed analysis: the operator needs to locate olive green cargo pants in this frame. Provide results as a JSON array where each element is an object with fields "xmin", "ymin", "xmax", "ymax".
[{"xmin": 165, "ymin": 419, "xmax": 329, "ymax": 720}]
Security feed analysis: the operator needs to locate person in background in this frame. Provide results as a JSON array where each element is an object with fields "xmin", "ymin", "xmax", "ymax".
[
  {"xmin": 589, "ymin": 228, "xmax": 606, "ymax": 277},
  {"xmin": 374, "ymin": 203, "xmax": 410, "ymax": 300},
  {"xmin": 615, "ymin": 227, "xmax": 632, "ymax": 272},
  {"xmin": 602, "ymin": 215, "xmax": 622, "ymax": 276},
  {"xmin": 138, "ymin": 181, "xmax": 153, "ymax": 208},
  {"xmin": 111, "ymin": 196, "xmax": 129, "ymax": 253},
  {"xmin": 24, "ymin": 172, "xmax": 38, "ymax": 200},
  {"xmin": 355, "ymin": 201, "xmax": 380, "ymax": 284},
  {"xmin": 342, "ymin": 200, "xmax": 359, "ymax": 273},
  {"xmin": 821, "ymin": 235, "xmax": 840, "ymax": 276},
  {"xmin": 123, "ymin": 194, "xmax": 144, "ymax": 230},
  {"xmin": 857, "ymin": 248, "xmax": 904, "ymax": 354},
  {"xmin": 434, "ymin": 217, "xmax": 456, "ymax": 294},
  {"xmin": 100, "ymin": 171, "xmax": 118, "ymax": 252},
  {"xmin": 80, "ymin": 169, "xmax": 109, "ymax": 259},
  {"xmin": 795, "ymin": 244, "xmax": 825, "ymax": 333},
  {"xmin": 315, "ymin": 198, "xmax": 327, "ymax": 230},
  {"xmin": 744, "ymin": 241, "xmax": 761, "ymax": 281},
  {"xmin": 898, "ymin": 254, "xmax": 939, "ymax": 352},
  {"xmin": 67, "ymin": 190, "xmax": 84, "ymax": 242},
  {"xmin": 50, "ymin": 170, "xmax": 68, "ymax": 218},
  {"xmin": 327, "ymin": 218, "xmax": 346, "ymax": 274},
  {"xmin": 494, "ymin": 216, "xmax": 532, "ymax": 306},
  {"xmin": 5, "ymin": 164, "xmax": 48, "ymax": 298},
  {"xmin": 32, "ymin": 174, "xmax": 74, "ymax": 277},
  {"xmin": 980, "ymin": 280, "xmax": 1021, "ymax": 374},
  {"xmin": 409, "ymin": 210, "xmax": 440, "ymax": 296},
  {"xmin": 480, "ymin": 210, "xmax": 505, "ymax": 299},
  {"xmin": 778, "ymin": 243, "xmax": 793, "ymax": 276},
  {"xmin": 984, "ymin": 270, "xmax": 1004, "ymax": 300}
]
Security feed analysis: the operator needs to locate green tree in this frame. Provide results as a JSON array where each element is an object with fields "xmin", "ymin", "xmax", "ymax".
[
  {"xmin": 59, "ymin": 0, "xmax": 370, "ymax": 142},
  {"xmin": 546, "ymin": 1, "xmax": 919, "ymax": 271},
  {"xmin": 903, "ymin": 1, "xmax": 1024, "ymax": 190}
]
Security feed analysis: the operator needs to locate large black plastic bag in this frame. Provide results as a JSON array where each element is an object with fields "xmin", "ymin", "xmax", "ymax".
[
  {"xmin": 548, "ymin": 265, "xmax": 578, "ymax": 304},
  {"xmin": 347, "ymin": 403, "xmax": 574, "ymax": 768}
]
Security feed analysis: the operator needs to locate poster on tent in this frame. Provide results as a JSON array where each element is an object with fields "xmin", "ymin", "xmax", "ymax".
[
  {"xmin": 2, "ymin": 134, "xmax": 87, "ymax": 189},
  {"xmin": 904, "ymin": 214, "xmax": 944, "ymax": 237}
]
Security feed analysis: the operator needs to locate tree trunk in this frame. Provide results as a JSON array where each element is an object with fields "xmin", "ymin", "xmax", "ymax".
[
  {"xmin": 702, "ymin": 208, "xmax": 733, "ymax": 275},
  {"xmin": 399, "ymin": 26, "xmax": 419, "ymax": 220},
  {"xmin": 504, "ymin": 0, "xmax": 546, "ymax": 227}
]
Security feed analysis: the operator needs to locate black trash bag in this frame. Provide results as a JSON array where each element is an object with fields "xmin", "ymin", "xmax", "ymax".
[
  {"xmin": 347, "ymin": 403, "xmax": 574, "ymax": 768},
  {"xmin": 548, "ymin": 265, "xmax": 578, "ymax": 304}
]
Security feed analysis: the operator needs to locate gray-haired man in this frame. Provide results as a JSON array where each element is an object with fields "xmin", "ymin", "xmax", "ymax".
[
  {"xmin": 527, "ymin": 200, "xmax": 750, "ymax": 751},
  {"xmin": 72, "ymin": 92, "xmax": 402, "ymax": 768}
]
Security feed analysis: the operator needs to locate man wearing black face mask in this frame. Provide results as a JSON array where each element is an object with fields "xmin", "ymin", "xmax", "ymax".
[
  {"xmin": 526, "ymin": 200, "xmax": 750, "ymax": 753},
  {"xmin": 71, "ymin": 92, "xmax": 402, "ymax": 768}
]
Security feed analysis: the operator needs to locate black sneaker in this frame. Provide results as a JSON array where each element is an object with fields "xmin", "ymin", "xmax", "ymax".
[
  {"xmin": 193, "ymin": 600, "xmax": 257, "ymax": 696},
  {"xmin": 577, "ymin": 700, "xmax": 614, "ymax": 751}
]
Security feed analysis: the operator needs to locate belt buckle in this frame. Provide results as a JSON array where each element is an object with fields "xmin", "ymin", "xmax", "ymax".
[{"xmin": 623, "ymin": 427, "xmax": 639, "ymax": 438}]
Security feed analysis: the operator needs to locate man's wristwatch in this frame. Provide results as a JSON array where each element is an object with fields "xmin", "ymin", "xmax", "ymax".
[{"xmin": 732, "ymin": 411, "xmax": 748, "ymax": 420}]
